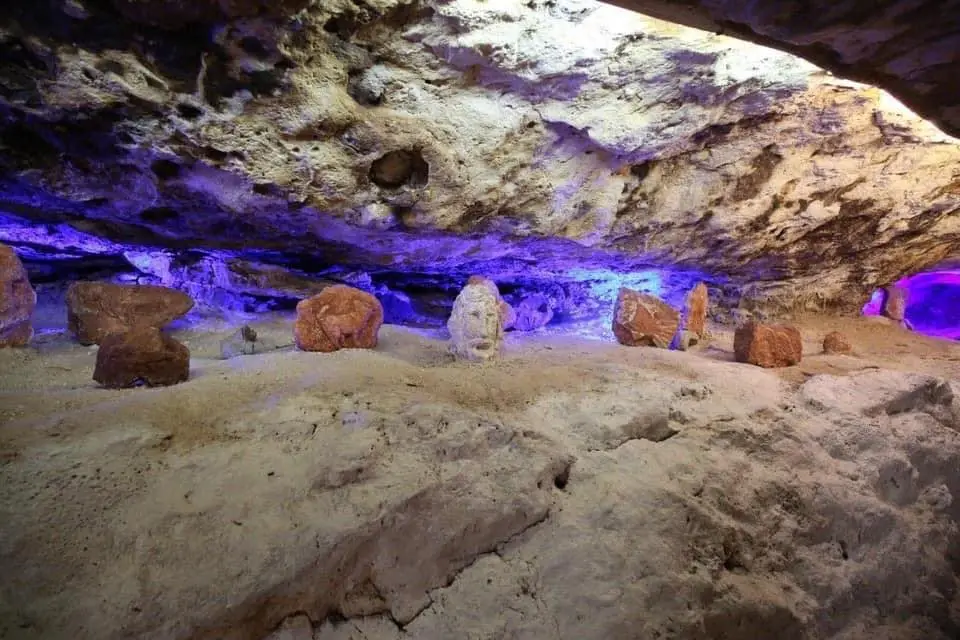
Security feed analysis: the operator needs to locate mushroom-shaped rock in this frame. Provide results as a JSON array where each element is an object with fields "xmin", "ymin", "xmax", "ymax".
[
  {"xmin": 67, "ymin": 282, "xmax": 194, "ymax": 345},
  {"xmin": 823, "ymin": 331, "xmax": 852, "ymax": 355},
  {"xmin": 683, "ymin": 282, "xmax": 708, "ymax": 338},
  {"xmin": 612, "ymin": 288, "xmax": 680, "ymax": 348},
  {"xmin": 93, "ymin": 326, "xmax": 190, "ymax": 388},
  {"xmin": 294, "ymin": 285, "xmax": 383, "ymax": 352},
  {"xmin": 448, "ymin": 278, "xmax": 504, "ymax": 361},
  {"xmin": 0, "ymin": 243, "xmax": 36, "ymax": 347},
  {"xmin": 734, "ymin": 322, "xmax": 802, "ymax": 368}
]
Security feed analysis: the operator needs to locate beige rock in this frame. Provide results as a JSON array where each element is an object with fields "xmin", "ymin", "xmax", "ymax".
[
  {"xmin": 612, "ymin": 288, "xmax": 680, "ymax": 348},
  {"xmin": 0, "ymin": 243, "xmax": 35, "ymax": 347},
  {"xmin": 66, "ymin": 281, "xmax": 194, "ymax": 345},
  {"xmin": 448, "ymin": 279, "xmax": 504, "ymax": 361},
  {"xmin": 294, "ymin": 285, "xmax": 383, "ymax": 353},
  {"xmin": 882, "ymin": 285, "xmax": 909, "ymax": 321},
  {"xmin": 734, "ymin": 321, "xmax": 802, "ymax": 368}
]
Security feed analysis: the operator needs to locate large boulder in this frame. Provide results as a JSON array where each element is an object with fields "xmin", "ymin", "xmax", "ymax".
[
  {"xmin": 448, "ymin": 278, "xmax": 504, "ymax": 361},
  {"xmin": 66, "ymin": 282, "xmax": 194, "ymax": 345},
  {"xmin": 0, "ymin": 243, "xmax": 35, "ymax": 348},
  {"xmin": 612, "ymin": 288, "xmax": 680, "ymax": 348},
  {"xmin": 294, "ymin": 285, "xmax": 384, "ymax": 352},
  {"xmin": 93, "ymin": 326, "xmax": 190, "ymax": 388},
  {"xmin": 734, "ymin": 322, "xmax": 802, "ymax": 368}
]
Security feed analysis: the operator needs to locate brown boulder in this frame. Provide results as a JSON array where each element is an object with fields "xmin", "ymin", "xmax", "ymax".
[
  {"xmin": 93, "ymin": 326, "xmax": 190, "ymax": 388},
  {"xmin": 823, "ymin": 331, "xmax": 853, "ymax": 354},
  {"xmin": 683, "ymin": 282, "xmax": 708, "ymax": 338},
  {"xmin": 67, "ymin": 282, "xmax": 194, "ymax": 345},
  {"xmin": 882, "ymin": 285, "xmax": 908, "ymax": 321},
  {"xmin": 0, "ymin": 243, "xmax": 36, "ymax": 347},
  {"xmin": 294, "ymin": 285, "xmax": 383, "ymax": 352},
  {"xmin": 734, "ymin": 322, "xmax": 802, "ymax": 368},
  {"xmin": 612, "ymin": 288, "xmax": 680, "ymax": 348}
]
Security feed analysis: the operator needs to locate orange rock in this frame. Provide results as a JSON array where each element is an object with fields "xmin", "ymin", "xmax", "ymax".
[
  {"xmin": 823, "ymin": 331, "xmax": 852, "ymax": 354},
  {"xmin": 612, "ymin": 288, "xmax": 680, "ymax": 348},
  {"xmin": 882, "ymin": 285, "xmax": 908, "ymax": 321},
  {"xmin": 683, "ymin": 282, "xmax": 708, "ymax": 338},
  {"xmin": 734, "ymin": 321, "xmax": 802, "ymax": 368},
  {"xmin": 93, "ymin": 326, "xmax": 190, "ymax": 388},
  {"xmin": 67, "ymin": 281, "xmax": 194, "ymax": 345},
  {"xmin": 294, "ymin": 285, "xmax": 383, "ymax": 352},
  {"xmin": 0, "ymin": 243, "xmax": 36, "ymax": 347}
]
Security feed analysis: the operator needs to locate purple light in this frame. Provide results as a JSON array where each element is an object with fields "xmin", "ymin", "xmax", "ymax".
[{"xmin": 863, "ymin": 270, "xmax": 960, "ymax": 340}]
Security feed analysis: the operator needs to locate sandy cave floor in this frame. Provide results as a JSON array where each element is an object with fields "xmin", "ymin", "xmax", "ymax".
[{"xmin": 1, "ymin": 314, "xmax": 960, "ymax": 639}]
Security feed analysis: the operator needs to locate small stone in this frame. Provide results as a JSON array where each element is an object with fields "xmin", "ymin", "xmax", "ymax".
[
  {"xmin": 66, "ymin": 281, "xmax": 194, "ymax": 345},
  {"xmin": 612, "ymin": 288, "xmax": 680, "ymax": 348},
  {"xmin": 822, "ymin": 331, "xmax": 852, "ymax": 354},
  {"xmin": 93, "ymin": 327, "xmax": 190, "ymax": 388},
  {"xmin": 882, "ymin": 285, "xmax": 908, "ymax": 321},
  {"xmin": 513, "ymin": 294, "xmax": 553, "ymax": 332},
  {"xmin": 733, "ymin": 321, "xmax": 802, "ymax": 368},
  {"xmin": 676, "ymin": 330, "xmax": 701, "ymax": 352},
  {"xmin": 448, "ymin": 279, "xmax": 503, "ymax": 361},
  {"xmin": 0, "ymin": 243, "xmax": 36, "ymax": 347},
  {"xmin": 683, "ymin": 282, "xmax": 708, "ymax": 338},
  {"xmin": 294, "ymin": 285, "xmax": 383, "ymax": 352},
  {"xmin": 220, "ymin": 325, "xmax": 258, "ymax": 359}
]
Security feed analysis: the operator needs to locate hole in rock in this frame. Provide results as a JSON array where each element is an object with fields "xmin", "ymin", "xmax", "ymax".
[
  {"xmin": 176, "ymin": 103, "xmax": 203, "ymax": 119},
  {"xmin": 139, "ymin": 206, "xmax": 180, "ymax": 223},
  {"xmin": 863, "ymin": 270, "xmax": 960, "ymax": 339},
  {"xmin": 150, "ymin": 158, "xmax": 180, "ymax": 180},
  {"xmin": 553, "ymin": 465, "xmax": 570, "ymax": 491},
  {"xmin": 369, "ymin": 149, "xmax": 429, "ymax": 188},
  {"xmin": 238, "ymin": 36, "xmax": 270, "ymax": 58}
]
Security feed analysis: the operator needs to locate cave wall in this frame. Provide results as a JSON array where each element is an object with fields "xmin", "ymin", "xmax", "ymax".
[{"xmin": 2, "ymin": 0, "xmax": 960, "ymax": 318}]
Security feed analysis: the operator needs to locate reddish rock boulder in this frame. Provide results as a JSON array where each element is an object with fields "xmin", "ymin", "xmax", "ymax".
[
  {"xmin": 0, "ymin": 243, "xmax": 36, "ymax": 347},
  {"xmin": 93, "ymin": 326, "xmax": 190, "ymax": 388},
  {"xmin": 294, "ymin": 285, "xmax": 383, "ymax": 352},
  {"xmin": 67, "ymin": 282, "xmax": 194, "ymax": 345},
  {"xmin": 734, "ymin": 322, "xmax": 802, "ymax": 368},
  {"xmin": 823, "ymin": 331, "xmax": 853, "ymax": 354},
  {"xmin": 882, "ymin": 285, "xmax": 908, "ymax": 321},
  {"xmin": 683, "ymin": 282, "xmax": 708, "ymax": 338},
  {"xmin": 612, "ymin": 288, "xmax": 680, "ymax": 348}
]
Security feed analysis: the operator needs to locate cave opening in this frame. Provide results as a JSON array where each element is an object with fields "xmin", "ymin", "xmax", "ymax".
[{"xmin": 863, "ymin": 271, "xmax": 960, "ymax": 340}]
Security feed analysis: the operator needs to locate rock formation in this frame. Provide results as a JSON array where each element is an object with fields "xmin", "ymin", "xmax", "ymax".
[
  {"xmin": 823, "ymin": 330, "xmax": 853, "ymax": 354},
  {"xmin": 93, "ymin": 326, "xmax": 190, "ymax": 388},
  {"xmin": 734, "ymin": 321, "xmax": 802, "ymax": 367},
  {"xmin": 683, "ymin": 282, "xmax": 708, "ymax": 338},
  {"xmin": 294, "ymin": 285, "xmax": 383, "ymax": 352},
  {"xmin": 882, "ymin": 285, "xmax": 909, "ymax": 322},
  {"xmin": 1, "ymin": 0, "xmax": 959, "ymax": 317},
  {"xmin": 448, "ymin": 278, "xmax": 504, "ymax": 361},
  {"xmin": 0, "ymin": 243, "xmax": 35, "ymax": 347},
  {"xmin": 612, "ymin": 288, "xmax": 680, "ymax": 348},
  {"xmin": 66, "ymin": 282, "xmax": 195, "ymax": 345}
]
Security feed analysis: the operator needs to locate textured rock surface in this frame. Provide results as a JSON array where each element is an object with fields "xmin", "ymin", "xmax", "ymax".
[
  {"xmin": 604, "ymin": 0, "xmax": 960, "ymax": 138},
  {"xmin": 2, "ymin": 323, "xmax": 959, "ymax": 639},
  {"xmin": 683, "ymin": 282, "xmax": 708, "ymax": 338},
  {"xmin": 0, "ymin": 243, "xmax": 35, "ymax": 347},
  {"xmin": 1, "ymin": 0, "xmax": 959, "ymax": 316},
  {"xmin": 93, "ymin": 326, "xmax": 190, "ymax": 388},
  {"xmin": 823, "ymin": 330, "xmax": 852, "ymax": 354},
  {"xmin": 883, "ymin": 285, "xmax": 909, "ymax": 321},
  {"xmin": 734, "ymin": 321, "xmax": 802, "ymax": 367},
  {"xmin": 447, "ymin": 278, "xmax": 503, "ymax": 361},
  {"xmin": 612, "ymin": 288, "xmax": 680, "ymax": 348},
  {"xmin": 66, "ymin": 282, "xmax": 195, "ymax": 345},
  {"xmin": 294, "ymin": 285, "xmax": 383, "ymax": 352}
]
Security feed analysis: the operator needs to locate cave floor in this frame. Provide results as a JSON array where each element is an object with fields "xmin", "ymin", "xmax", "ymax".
[{"xmin": 1, "ymin": 316, "xmax": 959, "ymax": 639}]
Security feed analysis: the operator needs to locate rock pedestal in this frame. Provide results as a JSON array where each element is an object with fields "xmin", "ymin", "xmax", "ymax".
[
  {"xmin": 294, "ymin": 285, "xmax": 383, "ymax": 352},
  {"xmin": 612, "ymin": 288, "xmax": 680, "ymax": 348},
  {"xmin": 93, "ymin": 326, "xmax": 190, "ymax": 388},
  {"xmin": 448, "ymin": 278, "xmax": 504, "ymax": 361},
  {"xmin": 734, "ymin": 322, "xmax": 802, "ymax": 368},
  {"xmin": 67, "ymin": 282, "xmax": 194, "ymax": 345},
  {"xmin": 0, "ymin": 243, "xmax": 36, "ymax": 347}
]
